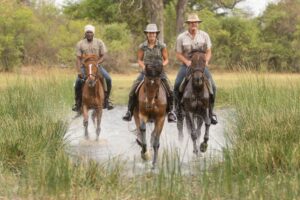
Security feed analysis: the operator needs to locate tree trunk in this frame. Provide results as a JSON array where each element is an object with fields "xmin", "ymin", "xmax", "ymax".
[
  {"xmin": 144, "ymin": 0, "xmax": 164, "ymax": 42},
  {"xmin": 176, "ymin": 0, "xmax": 188, "ymax": 34}
]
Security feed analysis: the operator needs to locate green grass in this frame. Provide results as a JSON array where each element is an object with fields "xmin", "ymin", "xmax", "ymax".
[{"xmin": 0, "ymin": 71, "xmax": 299, "ymax": 199}]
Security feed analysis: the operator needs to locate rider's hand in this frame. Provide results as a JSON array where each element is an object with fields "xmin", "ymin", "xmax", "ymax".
[
  {"xmin": 78, "ymin": 73, "xmax": 86, "ymax": 80},
  {"xmin": 186, "ymin": 60, "xmax": 192, "ymax": 67}
]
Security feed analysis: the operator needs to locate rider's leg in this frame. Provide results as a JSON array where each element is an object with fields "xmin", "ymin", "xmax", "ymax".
[
  {"xmin": 174, "ymin": 65, "xmax": 188, "ymax": 120},
  {"xmin": 204, "ymin": 67, "xmax": 218, "ymax": 125},
  {"xmin": 122, "ymin": 72, "xmax": 144, "ymax": 121},
  {"xmin": 161, "ymin": 73, "xmax": 177, "ymax": 123},
  {"xmin": 99, "ymin": 65, "xmax": 114, "ymax": 110},
  {"xmin": 72, "ymin": 66, "xmax": 85, "ymax": 112}
]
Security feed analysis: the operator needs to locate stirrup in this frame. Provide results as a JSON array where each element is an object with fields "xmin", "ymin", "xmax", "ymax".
[
  {"xmin": 122, "ymin": 111, "xmax": 132, "ymax": 121},
  {"xmin": 72, "ymin": 104, "xmax": 80, "ymax": 112},
  {"xmin": 167, "ymin": 111, "xmax": 177, "ymax": 123},
  {"xmin": 211, "ymin": 114, "xmax": 218, "ymax": 125},
  {"xmin": 104, "ymin": 99, "xmax": 114, "ymax": 110}
]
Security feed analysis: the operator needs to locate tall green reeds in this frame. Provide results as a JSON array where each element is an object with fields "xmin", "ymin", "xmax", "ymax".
[{"xmin": 0, "ymin": 73, "xmax": 299, "ymax": 199}]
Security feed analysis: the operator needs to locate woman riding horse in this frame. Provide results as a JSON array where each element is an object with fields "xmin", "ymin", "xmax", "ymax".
[{"xmin": 122, "ymin": 24, "xmax": 177, "ymax": 123}]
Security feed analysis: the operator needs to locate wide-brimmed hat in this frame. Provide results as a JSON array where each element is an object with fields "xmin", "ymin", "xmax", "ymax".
[
  {"xmin": 185, "ymin": 13, "xmax": 202, "ymax": 23},
  {"xmin": 144, "ymin": 24, "xmax": 160, "ymax": 33},
  {"xmin": 84, "ymin": 24, "xmax": 95, "ymax": 33}
]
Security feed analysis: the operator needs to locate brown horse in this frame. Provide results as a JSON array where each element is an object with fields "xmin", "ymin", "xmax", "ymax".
[
  {"xmin": 133, "ymin": 64, "xmax": 167, "ymax": 168},
  {"xmin": 177, "ymin": 50, "xmax": 212, "ymax": 154},
  {"xmin": 81, "ymin": 55, "xmax": 105, "ymax": 140}
]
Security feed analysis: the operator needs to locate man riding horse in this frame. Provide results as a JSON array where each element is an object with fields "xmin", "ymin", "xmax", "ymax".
[
  {"xmin": 72, "ymin": 24, "xmax": 114, "ymax": 113},
  {"xmin": 174, "ymin": 13, "xmax": 217, "ymax": 125},
  {"xmin": 122, "ymin": 24, "xmax": 177, "ymax": 123}
]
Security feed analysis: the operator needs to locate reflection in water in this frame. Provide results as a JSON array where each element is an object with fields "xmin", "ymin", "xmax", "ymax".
[{"xmin": 64, "ymin": 106, "xmax": 234, "ymax": 175}]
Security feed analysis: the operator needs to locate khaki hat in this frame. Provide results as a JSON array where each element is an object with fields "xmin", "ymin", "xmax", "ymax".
[
  {"xmin": 144, "ymin": 24, "xmax": 160, "ymax": 33},
  {"xmin": 185, "ymin": 13, "xmax": 202, "ymax": 23}
]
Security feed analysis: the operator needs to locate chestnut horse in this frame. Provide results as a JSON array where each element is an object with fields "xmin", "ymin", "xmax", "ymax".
[
  {"xmin": 81, "ymin": 55, "xmax": 105, "ymax": 140},
  {"xmin": 133, "ymin": 64, "xmax": 167, "ymax": 168},
  {"xmin": 177, "ymin": 50, "xmax": 212, "ymax": 154}
]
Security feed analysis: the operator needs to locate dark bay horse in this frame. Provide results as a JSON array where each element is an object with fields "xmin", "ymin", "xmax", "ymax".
[
  {"xmin": 177, "ymin": 50, "xmax": 212, "ymax": 154},
  {"xmin": 133, "ymin": 64, "xmax": 167, "ymax": 168},
  {"xmin": 81, "ymin": 55, "xmax": 105, "ymax": 140}
]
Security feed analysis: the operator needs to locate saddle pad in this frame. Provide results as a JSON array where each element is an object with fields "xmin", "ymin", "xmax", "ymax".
[
  {"xmin": 135, "ymin": 80, "xmax": 144, "ymax": 94},
  {"xmin": 161, "ymin": 80, "xmax": 170, "ymax": 97},
  {"xmin": 135, "ymin": 79, "xmax": 169, "ymax": 96},
  {"xmin": 205, "ymin": 79, "xmax": 214, "ymax": 95},
  {"xmin": 179, "ymin": 78, "xmax": 186, "ymax": 93}
]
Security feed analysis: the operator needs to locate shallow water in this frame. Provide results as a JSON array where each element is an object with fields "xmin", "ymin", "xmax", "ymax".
[{"xmin": 64, "ymin": 106, "xmax": 233, "ymax": 175}]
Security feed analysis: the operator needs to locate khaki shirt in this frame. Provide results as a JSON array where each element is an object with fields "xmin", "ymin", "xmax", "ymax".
[
  {"xmin": 176, "ymin": 30, "xmax": 212, "ymax": 60},
  {"xmin": 139, "ymin": 40, "xmax": 166, "ymax": 66},
  {"xmin": 76, "ymin": 38, "xmax": 107, "ymax": 57}
]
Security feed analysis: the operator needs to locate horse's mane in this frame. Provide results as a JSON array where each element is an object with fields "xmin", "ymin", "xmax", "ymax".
[
  {"xmin": 82, "ymin": 54, "xmax": 99, "ymax": 63},
  {"xmin": 190, "ymin": 50, "xmax": 206, "ymax": 71},
  {"xmin": 145, "ymin": 62, "xmax": 163, "ymax": 78}
]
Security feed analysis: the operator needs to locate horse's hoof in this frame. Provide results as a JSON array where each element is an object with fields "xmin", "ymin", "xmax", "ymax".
[
  {"xmin": 200, "ymin": 142, "xmax": 208, "ymax": 152},
  {"xmin": 193, "ymin": 149, "xmax": 199, "ymax": 155},
  {"xmin": 141, "ymin": 151, "xmax": 151, "ymax": 161}
]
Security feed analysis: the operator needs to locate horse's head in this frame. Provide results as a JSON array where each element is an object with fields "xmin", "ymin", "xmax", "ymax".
[
  {"xmin": 189, "ymin": 50, "xmax": 206, "ymax": 90},
  {"xmin": 82, "ymin": 54, "xmax": 99, "ymax": 88},
  {"xmin": 144, "ymin": 62, "xmax": 163, "ymax": 107}
]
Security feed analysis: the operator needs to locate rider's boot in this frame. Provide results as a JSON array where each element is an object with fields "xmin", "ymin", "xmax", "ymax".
[
  {"xmin": 72, "ymin": 78, "xmax": 83, "ymax": 113},
  {"xmin": 210, "ymin": 94, "xmax": 218, "ymax": 125},
  {"xmin": 162, "ymin": 78, "xmax": 177, "ymax": 123},
  {"xmin": 166, "ymin": 94, "xmax": 177, "ymax": 123},
  {"xmin": 104, "ymin": 92, "xmax": 114, "ymax": 110},
  {"xmin": 174, "ymin": 93, "xmax": 183, "ymax": 122},
  {"xmin": 122, "ymin": 95, "xmax": 136, "ymax": 121}
]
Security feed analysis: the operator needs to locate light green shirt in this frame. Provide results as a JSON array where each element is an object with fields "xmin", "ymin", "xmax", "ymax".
[{"xmin": 76, "ymin": 38, "xmax": 107, "ymax": 57}]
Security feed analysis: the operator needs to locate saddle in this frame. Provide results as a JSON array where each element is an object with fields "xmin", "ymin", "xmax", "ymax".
[{"xmin": 135, "ymin": 79, "xmax": 170, "ymax": 97}]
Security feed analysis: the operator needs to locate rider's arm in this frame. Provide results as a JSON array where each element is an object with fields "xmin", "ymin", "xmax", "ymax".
[
  {"xmin": 176, "ymin": 52, "xmax": 191, "ymax": 67},
  {"xmin": 137, "ymin": 49, "xmax": 145, "ymax": 70},
  {"xmin": 162, "ymin": 48, "xmax": 169, "ymax": 67},
  {"xmin": 76, "ymin": 56, "xmax": 81, "ymax": 74},
  {"xmin": 205, "ymin": 48, "xmax": 212, "ymax": 66},
  {"xmin": 97, "ymin": 54, "xmax": 105, "ymax": 64},
  {"xmin": 97, "ymin": 40, "xmax": 107, "ymax": 65}
]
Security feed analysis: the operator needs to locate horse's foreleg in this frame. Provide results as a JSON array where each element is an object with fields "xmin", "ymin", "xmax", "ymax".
[
  {"xmin": 196, "ymin": 116, "xmax": 203, "ymax": 139},
  {"xmin": 200, "ymin": 108, "xmax": 210, "ymax": 152},
  {"xmin": 83, "ymin": 105, "xmax": 89, "ymax": 139},
  {"xmin": 186, "ymin": 112, "xmax": 198, "ymax": 155},
  {"xmin": 95, "ymin": 108, "xmax": 102, "ymax": 141},
  {"xmin": 151, "ymin": 117, "xmax": 165, "ymax": 168},
  {"xmin": 177, "ymin": 110, "xmax": 184, "ymax": 141},
  {"xmin": 138, "ymin": 119, "xmax": 149, "ymax": 161}
]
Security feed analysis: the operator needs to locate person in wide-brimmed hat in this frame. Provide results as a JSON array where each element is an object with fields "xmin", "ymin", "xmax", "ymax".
[
  {"xmin": 122, "ymin": 23, "xmax": 177, "ymax": 123},
  {"xmin": 174, "ymin": 13, "xmax": 218, "ymax": 125},
  {"xmin": 72, "ymin": 24, "xmax": 114, "ymax": 113}
]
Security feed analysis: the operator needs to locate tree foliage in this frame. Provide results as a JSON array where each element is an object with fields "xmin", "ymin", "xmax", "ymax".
[{"xmin": 1, "ymin": 0, "xmax": 300, "ymax": 72}]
